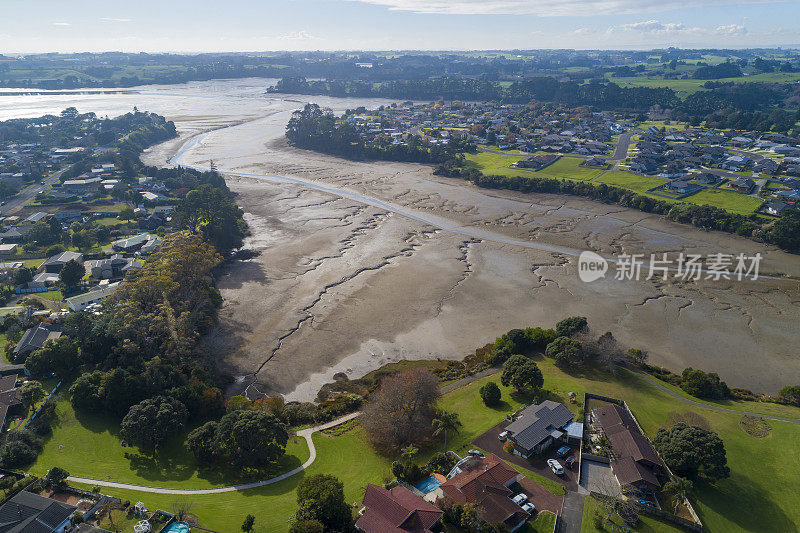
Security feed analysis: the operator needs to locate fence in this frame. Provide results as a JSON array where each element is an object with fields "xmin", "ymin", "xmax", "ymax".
[{"xmin": 24, "ymin": 380, "xmax": 62, "ymax": 429}]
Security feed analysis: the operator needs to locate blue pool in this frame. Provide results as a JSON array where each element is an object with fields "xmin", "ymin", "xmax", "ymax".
[
  {"xmin": 162, "ymin": 521, "xmax": 190, "ymax": 533},
  {"xmin": 414, "ymin": 476, "xmax": 442, "ymax": 494}
]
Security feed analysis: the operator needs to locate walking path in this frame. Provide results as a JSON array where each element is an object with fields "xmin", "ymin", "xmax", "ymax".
[
  {"xmin": 633, "ymin": 370, "xmax": 800, "ymax": 424},
  {"xmin": 67, "ymin": 412, "xmax": 361, "ymax": 495}
]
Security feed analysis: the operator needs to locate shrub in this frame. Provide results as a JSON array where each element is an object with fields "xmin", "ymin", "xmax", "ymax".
[
  {"xmin": 479, "ymin": 382, "xmax": 501, "ymax": 406},
  {"xmin": 555, "ymin": 316, "xmax": 588, "ymax": 337},
  {"xmin": 680, "ymin": 368, "xmax": 729, "ymax": 399},
  {"xmin": 503, "ymin": 440, "xmax": 514, "ymax": 453},
  {"xmin": 545, "ymin": 336, "xmax": 584, "ymax": 367}
]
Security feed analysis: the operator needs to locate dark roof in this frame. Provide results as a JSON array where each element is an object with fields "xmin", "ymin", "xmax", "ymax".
[
  {"xmin": 42, "ymin": 251, "xmax": 83, "ymax": 268},
  {"xmin": 356, "ymin": 484, "xmax": 441, "ymax": 533},
  {"xmin": 439, "ymin": 454, "xmax": 529, "ymax": 526},
  {"xmin": 506, "ymin": 401, "xmax": 573, "ymax": 451},
  {"xmin": 14, "ymin": 325, "xmax": 61, "ymax": 356},
  {"xmin": 611, "ymin": 457, "xmax": 661, "ymax": 489},
  {"xmin": 593, "ymin": 405, "xmax": 637, "ymax": 436},
  {"xmin": 0, "ymin": 490, "xmax": 75, "ymax": 533},
  {"xmin": 609, "ymin": 429, "xmax": 662, "ymax": 467}
]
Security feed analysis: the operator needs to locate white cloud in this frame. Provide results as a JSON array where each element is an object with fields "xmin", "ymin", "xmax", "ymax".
[
  {"xmin": 715, "ymin": 24, "xmax": 748, "ymax": 35},
  {"xmin": 606, "ymin": 19, "xmax": 710, "ymax": 37},
  {"xmin": 277, "ymin": 30, "xmax": 318, "ymax": 41},
  {"xmin": 346, "ymin": 0, "xmax": 778, "ymax": 16},
  {"xmin": 52, "ymin": 22, "xmax": 71, "ymax": 26},
  {"xmin": 100, "ymin": 18, "xmax": 133, "ymax": 23}
]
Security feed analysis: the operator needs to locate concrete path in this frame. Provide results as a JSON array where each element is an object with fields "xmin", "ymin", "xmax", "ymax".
[
  {"xmin": 634, "ymin": 370, "xmax": 800, "ymax": 424},
  {"xmin": 558, "ymin": 491, "xmax": 586, "ymax": 533},
  {"xmin": 67, "ymin": 411, "xmax": 361, "ymax": 495}
]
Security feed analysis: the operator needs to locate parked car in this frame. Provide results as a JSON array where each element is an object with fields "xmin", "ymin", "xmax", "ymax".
[
  {"xmin": 498, "ymin": 431, "xmax": 509, "ymax": 441},
  {"xmin": 556, "ymin": 445, "xmax": 571, "ymax": 457},
  {"xmin": 565, "ymin": 455, "xmax": 577, "ymax": 470},
  {"xmin": 468, "ymin": 449, "xmax": 484, "ymax": 457},
  {"xmin": 547, "ymin": 459, "xmax": 564, "ymax": 475},
  {"xmin": 511, "ymin": 493, "xmax": 527, "ymax": 505},
  {"xmin": 521, "ymin": 502, "xmax": 536, "ymax": 513}
]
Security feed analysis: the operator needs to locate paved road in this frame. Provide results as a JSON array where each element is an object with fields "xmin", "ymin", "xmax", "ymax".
[
  {"xmin": 633, "ymin": 370, "xmax": 800, "ymax": 424},
  {"xmin": 610, "ymin": 130, "xmax": 639, "ymax": 161},
  {"xmin": 558, "ymin": 491, "xmax": 586, "ymax": 533},
  {"xmin": 67, "ymin": 411, "xmax": 361, "ymax": 495},
  {"xmin": 0, "ymin": 170, "xmax": 65, "ymax": 216}
]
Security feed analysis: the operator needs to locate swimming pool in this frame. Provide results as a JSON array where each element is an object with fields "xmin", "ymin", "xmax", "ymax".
[
  {"xmin": 414, "ymin": 476, "xmax": 442, "ymax": 494},
  {"xmin": 162, "ymin": 521, "xmax": 190, "ymax": 533}
]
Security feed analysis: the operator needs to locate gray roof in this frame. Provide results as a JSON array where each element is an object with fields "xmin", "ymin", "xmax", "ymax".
[
  {"xmin": 13, "ymin": 324, "xmax": 61, "ymax": 355},
  {"xmin": 505, "ymin": 401, "xmax": 573, "ymax": 451},
  {"xmin": 42, "ymin": 251, "xmax": 83, "ymax": 268},
  {"xmin": 0, "ymin": 490, "xmax": 75, "ymax": 533}
]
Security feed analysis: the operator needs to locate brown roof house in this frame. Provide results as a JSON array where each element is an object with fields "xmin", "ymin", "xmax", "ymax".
[
  {"xmin": 356, "ymin": 484, "xmax": 442, "ymax": 533},
  {"xmin": 438, "ymin": 454, "xmax": 530, "ymax": 532},
  {"xmin": 593, "ymin": 404, "xmax": 665, "ymax": 492}
]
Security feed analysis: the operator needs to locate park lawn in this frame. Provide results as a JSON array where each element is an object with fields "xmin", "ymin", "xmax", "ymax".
[
  {"xmin": 45, "ymin": 361, "xmax": 800, "ymax": 532},
  {"xmin": 466, "ymin": 153, "xmax": 604, "ymax": 182},
  {"xmin": 683, "ymin": 188, "xmax": 763, "ymax": 215},
  {"xmin": 581, "ymin": 493, "xmax": 685, "ymax": 533},
  {"xmin": 593, "ymin": 172, "xmax": 667, "ymax": 195},
  {"xmin": 30, "ymin": 395, "xmax": 310, "ymax": 490}
]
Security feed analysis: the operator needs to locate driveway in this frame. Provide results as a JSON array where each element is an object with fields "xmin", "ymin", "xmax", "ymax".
[
  {"xmin": 513, "ymin": 476, "xmax": 564, "ymax": 514},
  {"xmin": 472, "ymin": 421, "xmax": 579, "ymax": 492},
  {"xmin": 558, "ymin": 491, "xmax": 586, "ymax": 533},
  {"xmin": 579, "ymin": 459, "xmax": 619, "ymax": 496}
]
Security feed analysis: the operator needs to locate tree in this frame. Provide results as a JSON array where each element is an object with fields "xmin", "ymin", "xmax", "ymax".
[
  {"xmin": 186, "ymin": 421, "xmax": 219, "ymax": 462},
  {"xmin": 174, "ymin": 184, "xmax": 247, "ymax": 252},
  {"xmin": 545, "ymin": 336, "xmax": 584, "ymax": 367},
  {"xmin": 241, "ymin": 514, "xmax": 255, "ymax": 533},
  {"xmin": 44, "ymin": 466, "xmax": 70, "ymax": 489},
  {"xmin": 0, "ymin": 430, "xmax": 42, "ymax": 468},
  {"xmin": 361, "ymin": 369, "xmax": 440, "ymax": 450},
  {"xmin": 500, "ymin": 355, "xmax": 543, "ymax": 393},
  {"xmin": 680, "ymin": 368, "xmax": 729, "ymax": 399},
  {"xmin": 432, "ymin": 411, "xmax": 462, "ymax": 451},
  {"xmin": 294, "ymin": 474, "xmax": 352, "ymax": 531},
  {"xmin": 626, "ymin": 348, "xmax": 648, "ymax": 366},
  {"xmin": 119, "ymin": 396, "xmax": 188, "ymax": 451},
  {"xmin": 653, "ymin": 423, "xmax": 730, "ymax": 482},
  {"xmin": 662, "ymin": 476, "xmax": 693, "ymax": 513},
  {"xmin": 13, "ymin": 267, "xmax": 34, "ymax": 286},
  {"xmin": 214, "ymin": 410, "xmax": 288, "ymax": 469},
  {"xmin": 779, "ymin": 385, "xmax": 800, "ymax": 406},
  {"xmin": 289, "ymin": 520, "xmax": 324, "ymax": 533},
  {"xmin": 118, "ymin": 206, "xmax": 135, "ymax": 221},
  {"xmin": 59, "ymin": 259, "xmax": 85, "ymax": 289},
  {"xmin": 479, "ymin": 382, "xmax": 501, "ymax": 406},
  {"xmin": 555, "ymin": 316, "xmax": 588, "ymax": 337},
  {"xmin": 170, "ymin": 499, "xmax": 195, "ymax": 522},
  {"xmin": 25, "ymin": 337, "xmax": 79, "ymax": 377},
  {"xmin": 19, "ymin": 381, "xmax": 46, "ymax": 413}
]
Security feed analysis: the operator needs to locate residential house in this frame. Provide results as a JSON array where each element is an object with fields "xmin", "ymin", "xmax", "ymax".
[
  {"xmin": 356, "ymin": 484, "xmax": 442, "ymax": 533},
  {"xmin": 766, "ymin": 201, "xmax": 796, "ymax": 216},
  {"xmin": 753, "ymin": 159, "xmax": 778, "ymax": 175},
  {"xmin": 729, "ymin": 178, "xmax": 756, "ymax": 193},
  {"xmin": 720, "ymin": 155, "xmax": 749, "ymax": 172},
  {"xmin": 66, "ymin": 282, "xmax": 120, "ymax": 312},
  {"xmin": 593, "ymin": 404, "xmax": 665, "ymax": 493},
  {"xmin": 664, "ymin": 180, "xmax": 701, "ymax": 195},
  {"xmin": 111, "ymin": 233, "xmax": 157, "ymax": 253},
  {"xmin": 503, "ymin": 400, "xmax": 576, "ymax": 457},
  {"xmin": 61, "ymin": 177, "xmax": 102, "ymax": 195},
  {"xmin": 0, "ymin": 244, "xmax": 17, "ymax": 257},
  {"xmin": 41, "ymin": 251, "xmax": 83, "ymax": 274},
  {"xmin": 14, "ymin": 323, "xmax": 61, "ymax": 358},
  {"xmin": 0, "ymin": 226, "xmax": 33, "ymax": 243},
  {"xmin": 439, "ymin": 454, "xmax": 530, "ymax": 532},
  {"xmin": 693, "ymin": 172, "xmax": 721, "ymax": 185},
  {"xmin": 0, "ymin": 374, "xmax": 21, "ymax": 431},
  {"xmin": 0, "ymin": 490, "xmax": 77, "ymax": 533},
  {"xmin": 88, "ymin": 255, "xmax": 141, "ymax": 280}
]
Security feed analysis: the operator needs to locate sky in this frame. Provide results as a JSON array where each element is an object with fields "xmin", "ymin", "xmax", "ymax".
[{"xmin": 0, "ymin": 0, "xmax": 798, "ymax": 53}]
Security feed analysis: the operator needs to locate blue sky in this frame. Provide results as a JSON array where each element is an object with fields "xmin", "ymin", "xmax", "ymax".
[{"xmin": 0, "ymin": 0, "xmax": 797, "ymax": 52}]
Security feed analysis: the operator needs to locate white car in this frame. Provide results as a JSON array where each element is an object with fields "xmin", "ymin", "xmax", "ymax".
[
  {"xmin": 521, "ymin": 502, "xmax": 536, "ymax": 513},
  {"xmin": 547, "ymin": 459, "xmax": 564, "ymax": 475},
  {"xmin": 498, "ymin": 431, "xmax": 509, "ymax": 441},
  {"xmin": 511, "ymin": 493, "xmax": 527, "ymax": 505}
]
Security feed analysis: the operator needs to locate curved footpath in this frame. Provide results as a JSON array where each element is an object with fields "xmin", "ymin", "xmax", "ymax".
[
  {"xmin": 67, "ymin": 412, "xmax": 360, "ymax": 495},
  {"xmin": 633, "ymin": 370, "xmax": 800, "ymax": 424}
]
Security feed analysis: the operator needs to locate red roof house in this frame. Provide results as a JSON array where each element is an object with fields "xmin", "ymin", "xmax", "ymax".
[{"xmin": 356, "ymin": 484, "xmax": 442, "ymax": 533}]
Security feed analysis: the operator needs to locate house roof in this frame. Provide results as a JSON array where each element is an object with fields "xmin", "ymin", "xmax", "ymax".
[
  {"xmin": 14, "ymin": 324, "xmax": 61, "ymax": 355},
  {"xmin": 593, "ymin": 404, "xmax": 637, "ymax": 436},
  {"xmin": 505, "ymin": 400, "xmax": 574, "ymax": 451},
  {"xmin": 595, "ymin": 404, "xmax": 663, "ymax": 489},
  {"xmin": 440, "ymin": 454, "xmax": 529, "ymax": 526},
  {"xmin": 609, "ymin": 429, "xmax": 662, "ymax": 467},
  {"xmin": 356, "ymin": 484, "xmax": 441, "ymax": 533},
  {"xmin": 611, "ymin": 457, "xmax": 660, "ymax": 489},
  {"xmin": 0, "ymin": 490, "xmax": 75, "ymax": 533},
  {"xmin": 65, "ymin": 282, "xmax": 120, "ymax": 310},
  {"xmin": 42, "ymin": 251, "xmax": 83, "ymax": 268}
]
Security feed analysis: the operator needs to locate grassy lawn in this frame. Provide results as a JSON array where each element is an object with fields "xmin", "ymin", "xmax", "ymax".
[
  {"xmin": 32, "ymin": 290, "xmax": 64, "ymax": 301},
  {"xmin": 30, "ymin": 394, "xmax": 310, "ymax": 490},
  {"xmin": 465, "ymin": 153, "xmax": 604, "ymax": 182},
  {"xmin": 527, "ymin": 510, "xmax": 557, "ymax": 533},
  {"xmin": 581, "ymin": 494, "xmax": 685, "ymax": 532},
  {"xmin": 40, "ymin": 360, "xmax": 800, "ymax": 532},
  {"xmin": 682, "ymin": 189, "xmax": 763, "ymax": 215},
  {"xmin": 593, "ymin": 172, "xmax": 666, "ymax": 195}
]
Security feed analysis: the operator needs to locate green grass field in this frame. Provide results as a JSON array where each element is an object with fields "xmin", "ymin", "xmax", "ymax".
[
  {"xmin": 581, "ymin": 493, "xmax": 684, "ymax": 532},
  {"xmin": 465, "ymin": 152, "xmax": 605, "ymax": 182},
  {"xmin": 43, "ymin": 358, "xmax": 800, "ymax": 532},
  {"xmin": 683, "ymin": 189, "xmax": 764, "ymax": 215}
]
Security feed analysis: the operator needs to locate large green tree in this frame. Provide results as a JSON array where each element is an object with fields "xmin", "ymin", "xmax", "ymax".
[
  {"xmin": 174, "ymin": 184, "xmax": 247, "ymax": 252},
  {"xmin": 25, "ymin": 337, "xmax": 79, "ymax": 377},
  {"xmin": 59, "ymin": 259, "xmax": 85, "ymax": 289},
  {"xmin": 294, "ymin": 474, "xmax": 352, "ymax": 531},
  {"xmin": 119, "ymin": 396, "xmax": 188, "ymax": 451},
  {"xmin": 500, "ymin": 355, "xmax": 544, "ymax": 393},
  {"xmin": 652, "ymin": 423, "xmax": 730, "ymax": 482},
  {"xmin": 545, "ymin": 336, "xmax": 584, "ymax": 367}
]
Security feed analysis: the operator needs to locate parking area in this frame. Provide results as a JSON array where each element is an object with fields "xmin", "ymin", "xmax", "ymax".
[
  {"xmin": 472, "ymin": 421, "xmax": 579, "ymax": 492},
  {"xmin": 511, "ymin": 475, "xmax": 564, "ymax": 514},
  {"xmin": 579, "ymin": 459, "xmax": 620, "ymax": 495}
]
